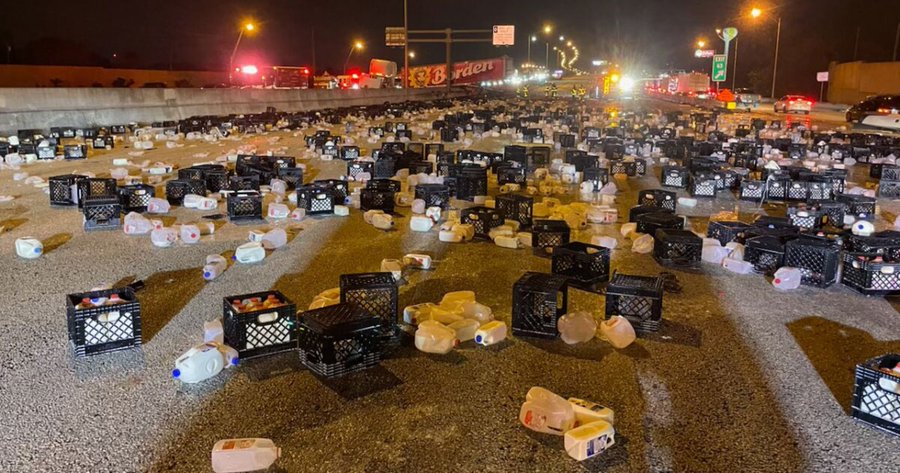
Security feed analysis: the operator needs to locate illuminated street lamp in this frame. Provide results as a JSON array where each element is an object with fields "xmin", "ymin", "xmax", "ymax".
[
  {"xmin": 344, "ymin": 40, "xmax": 364, "ymax": 73},
  {"xmin": 229, "ymin": 21, "xmax": 257, "ymax": 82},
  {"xmin": 542, "ymin": 24, "xmax": 553, "ymax": 68},
  {"xmin": 408, "ymin": 51, "xmax": 416, "ymax": 59},
  {"xmin": 697, "ymin": 39, "xmax": 706, "ymax": 48},
  {"xmin": 528, "ymin": 35, "xmax": 537, "ymax": 64},
  {"xmin": 749, "ymin": 6, "xmax": 782, "ymax": 98}
]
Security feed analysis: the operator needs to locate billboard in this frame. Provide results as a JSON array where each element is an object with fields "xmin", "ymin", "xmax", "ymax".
[{"xmin": 405, "ymin": 58, "xmax": 507, "ymax": 88}]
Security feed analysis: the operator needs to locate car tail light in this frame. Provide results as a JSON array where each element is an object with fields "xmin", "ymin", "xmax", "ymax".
[{"xmin": 877, "ymin": 108, "xmax": 892, "ymax": 114}]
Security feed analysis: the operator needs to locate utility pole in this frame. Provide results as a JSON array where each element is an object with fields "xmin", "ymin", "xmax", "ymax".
[
  {"xmin": 770, "ymin": 17, "xmax": 781, "ymax": 99},
  {"xmin": 731, "ymin": 37, "xmax": 738, "ymax": 90},
  {"xmin": 403, "ymin": 0, "xmax": 409, "ymax": 100},
  {"xmin": 311, "ymin": 28, "xmax": 317, "ymax": 76},
  {"xmin": 853, "ymin": 26, "xmax": 860, "ymax": 61}
]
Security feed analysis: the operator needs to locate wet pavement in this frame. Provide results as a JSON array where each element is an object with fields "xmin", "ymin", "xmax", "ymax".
[{"xmin": 0, "ymin": 97, "xmax": 899, "ymax": 472}]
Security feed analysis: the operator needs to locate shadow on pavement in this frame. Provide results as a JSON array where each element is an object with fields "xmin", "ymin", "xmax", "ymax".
[
  {"xmin": 137, "ymin": 266, "xmax": 205, "ymax": 343},
  {"xmin": 787, "ymin": 316, "xmax": 900, "ymax": 414}
]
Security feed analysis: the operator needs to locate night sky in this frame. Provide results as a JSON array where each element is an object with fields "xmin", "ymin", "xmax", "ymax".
[{"xmin": 1, "ymin": 0, "xmax": 898, "ymax": 96}]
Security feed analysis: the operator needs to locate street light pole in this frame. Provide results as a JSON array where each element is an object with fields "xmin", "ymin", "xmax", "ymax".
[
  {"xmin": 228, "ymin": 28, "xmax": 245, "ymax": 81},
  {"xmin": 545, "ymin": 42, "xmax": 549, "ymax": 68},
  {"xmin": 527, "ymin": 37, "xmax": 531, "ymax": 64},
  {"xmin": 771, "ymin": 16, "xmax": 781, "ymax": 99},
  {"xmin": 893, "ymin": 21, "xmax": 899, "ymax": 61},
  {"xmin": 404, "ymin": 0, "xmax": 409, "ymax": 99},
  {"xmin": 344, "ymin": 46, "xmax": 355, "ymax": 74},
  {"xmin": 732, "ymin": 37, "xmax": 738, "ymax": 90}
]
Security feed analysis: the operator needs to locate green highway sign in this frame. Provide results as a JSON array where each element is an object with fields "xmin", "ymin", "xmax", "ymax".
[{"xmin": 712, "ymin": 54, "xmax": 727, "ymax": 82}]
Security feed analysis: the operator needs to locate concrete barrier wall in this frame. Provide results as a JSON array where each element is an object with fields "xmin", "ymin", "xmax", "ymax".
[
  {"xmin": 827, "ymin": 61, "xmax": 900, "ymax": 104},
  {"xmin": 0, "ymin": 65, "xmax": 227, "ymax": 88},
  {"xmin": 0, "ymin": 87, "xmax": 467, "ymax": 132}
]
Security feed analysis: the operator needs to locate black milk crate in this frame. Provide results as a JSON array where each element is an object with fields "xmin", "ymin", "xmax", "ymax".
[
  {"xmin": 785, "ymin": 235, "xmax": 841, "ymax": 287},
  {"xmin": 851, "ymin": 353, "xmax": 900, "ymax": 436},
  {"xmin": 165, "ymin": 179, "xmax": 206, "ymax": 205},
  {"xmin": 223, "ymin": 291, "xmax": 297, "ymax": 359},
  {"xmin": 610, "ymin": 160, "xmax": 637, "ymax": 176},
  {"xmin": 497, "ymin": 164, "xmax": 526, "ymax": 185},
  {"xmin": 634, "ymin": 158, "xmax": 647, "ymax": 176},
  {"xmin": 882, "ymin": 166, "xmax": 900, "ymax": 181},
  {"xmin": 638, "ymin": 189, "xmax": 677, "ymax": 212},
  {"xmin": 177, "ymin": 167, "xmax": 206, "ymax": 181},
  {"xmin": 37, "ymin": 144, "xmax": 57, "ymax": 159},
  {"xmin": 200, "ymin": 166, "xmax": 229, "ymax": 193},
  {"xmin": 373, "ymin": 158, "xmax": 396, "ymax": 178},
  {"xmin": 721, "ymin": 169, "xmax": 740, "ymax": 189},
  {"xmin": 636, "ymin": 212, "xmax": 683, "ymax": 235},
  {"xmin": 425, "ymin": 143, "xmax": 445, "ymax": 157},
  {"xmin": 406, "ymin": 143, "xmax": 425, "ymax": 160},
  {"xmin": 118, "ymin": 184, "xmax": 155, "ymax": 212},
  {"xmin": 440, "ymin": 127, "xmax": 459, "ymax": 142},
  {"xmin": 848, "ymin": 232, "xmax": 900, "ymax": 261},
  {"xmin": 276, "ymin": 166, "xmax": 304, "ymax": 190},
  {"xmin": 689, "ymin": 175, "xmax": 717, "ymax": 198},
  {"xmin": 629, "ymin": 205, "xmax": 668, "ymax": 223},
  {"xmin": 77, "ymin": 178, "xmax": 117, "ymax": 208},
  {"xmin": 456, "ymin": 167, "xmax": 488, "ymax": 201},
  {"xmin": 879, "ymin": 180, "xmax": 900, "ymax": 199},
  {"xmin": 296, "ymin": 185, "xmax": 336, "ymax": 215},
  {"xmin": 837, "ymin": 194, "xmax": 876, "ymax": 220},
  {"xmin": 49, "ymin": 174, "xmax": 86, "ymax": 206},
  {"xmin": 297, "ymin": 303, "xmax": 383, "ymax": 378},
  {"xmin": 566, "ymin": 152, "xmax": 598, "ymax": 172},
  {"xmin": 495, "ymin": 193, "xmax": 534, "ymax": 227},
  {"xmin": 414, "ymin": 183, "xmax": 451, "ymax": 209},
  {"xmin": 765, "ymin": 176, "xmax": 791, "ymax": 201},
  {"xmin": 558, "ymin": 134, "xmax": 576, "ymax": 148},
  {"xmin": 653, "ymin": 229, "xmax": 702, "ymax": 268},
  {"xmin": 661, "ymin": 165, "xmax": 688, "ymax": 188},
  {"xmin": 83, "ymin": 195, "xmax": 121, "ymax": 230},
  {"xmin": 360, "ymin": 188, "xmax": 395, "ymax": 212},
  {"xmin": 532, "ymin": 219, "xmax": 571, "ymax": 256},
  {"xmin": 787, "ymin": 205, "xmax": 826, "ymax": 230},
  {"xmin": 381, "ymin": 142, "xmax": 405, "ymax": 155},
  {"xmin": 339, "ymin": 272, "xmax": 400, "ymax": 346},
  {"xmin": 229, "ymin": 174, "xmax": 261, "ymax": 192},
  {"xmin": 583, "ymin": 167, "xmax": 609, "ymax": 191},
  {"xmin": 410, "ymin": 161, "xmax": 434, "ymax": 175},
  {"xmin": 64, "ymin": 144, "xmax": 87, "ymax": 159},
  {"xmin": 511, "ymin": 272, "xmax": 569, "ymax": 338},
  {"xmin": 605, "ymin": 271, "xmax": 664, "ymax": 333},
  {"xmin": 368, "ymin": 179, "xmax": 402, "ymax": 193},
  {"xmin": 340, "ymin": 146, "xmax": 361, "ymax": 161},
  {"xmin": 786, "ymin": 180, "xmax": 810, "ymax": 201},
  {"xmin": 842, "ymin": 253, "xmax": 900, "ymax": 296},
  {"xmin": 461, "ymin": 206, "xmax": 505, "ymax": 239},
  {"xmin": 227, "ymin": 190, "xmax": 263, "ymax": 221},
  {"xmin": 740, "ymin": 180, "xmax": 765, "ymax": 201},
  {"xmin": 745, "ymin": 236, "xmax": 787, "ymax": 275},
  {"xmin": 707, "ymin": 220, "xmax": 751, "ymax": 246},
  {"xmin": 66, "ymin": 287, "xmax": 142, "ymax": 357},
  {"xmin": 807, "ymin": 180, "xmax": 834, "ymax": 202},
  {"xmin": 313, "ymin": 179, "xmax": 349, "ymax": 202},
  {"xmin": 347, "ymin": 161, "xmax": 374, "ymax": 180},
  {"xmin": 529, "ymin": 145, "xmax": 552, "ymax": 167},
  {"xmin": 819, "ymin": 200, "xmax": 847, "ymax": 227},
  {"xmin": 551, "ymin": 242, "xmax": 610, "ymax": 292}
]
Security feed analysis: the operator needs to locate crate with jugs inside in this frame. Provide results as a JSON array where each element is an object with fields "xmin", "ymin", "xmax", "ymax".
[
  {"xmin": 223, "ymin": 291, "xmax": 297, "ymax": 359},
  {"xmin": 851, "ymin": 353, "xmax": 900, "ymax": 437},
  {"xmin": 66, "ymin": 287, "xmax": 142, "ymax": 357},
  {"xmin": 462, "ymin": 206, "xmax": 505, "ymax": 240}
]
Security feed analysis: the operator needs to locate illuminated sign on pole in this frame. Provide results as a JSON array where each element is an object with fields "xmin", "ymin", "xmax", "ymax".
[{"xmin": 694, "ymin": 49, "xmax": 715, "ymax": 58}]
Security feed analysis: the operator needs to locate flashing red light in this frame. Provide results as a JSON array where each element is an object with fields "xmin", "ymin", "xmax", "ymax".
[
  {"xmin": 351, "ymin": 73, "xmax": 360, "ymax": 80},
  {"xmin": 302, "ymin": 68, "xmax": 310, "ymax": 74},
  {"xmin": 240, "ymin": 65, "xmax": 259, "ymax": 75}
]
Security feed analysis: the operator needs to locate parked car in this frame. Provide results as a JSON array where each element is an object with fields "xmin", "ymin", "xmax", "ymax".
[
  {"xmin": 845, "ymin": 95, "xmax": 900, "ymax": 123},
  {"xmin": 734, "ymin": 88, "xmax": 761, "ymax": 111},
  {"xmin": 774, "ymin": 95, "xmax": 813, "ymax": 114}
]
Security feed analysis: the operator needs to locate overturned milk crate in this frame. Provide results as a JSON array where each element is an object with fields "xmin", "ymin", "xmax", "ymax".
[
  {"xmin": 227, "ymin": 190, "xmax": 264, "ymax": 222},
  {"xmin": 551, "ymin": 242, "xmax": 610, "ymax": 292},
  {"xmin": 340, "ymin": 272, "xmax": 401, "ymax": 347},
  {"xmin": 297, "ymin": 303, "xmax": 383, "ymax": 378}
]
